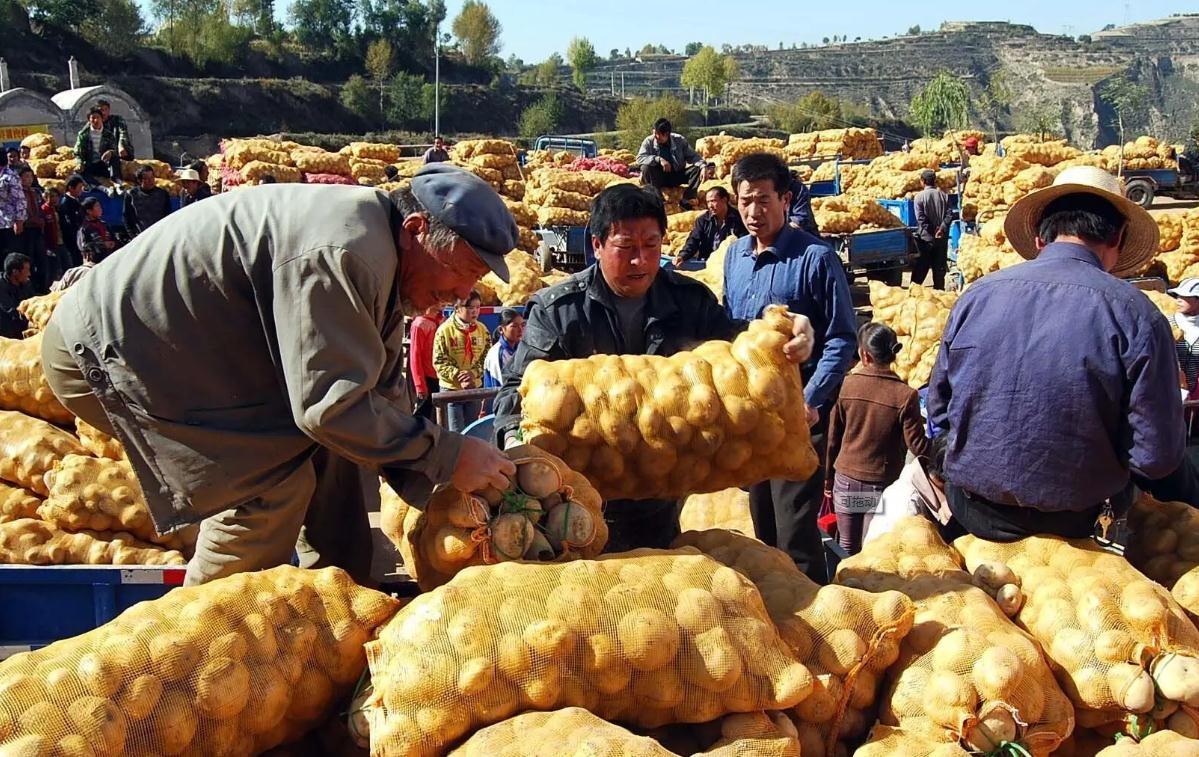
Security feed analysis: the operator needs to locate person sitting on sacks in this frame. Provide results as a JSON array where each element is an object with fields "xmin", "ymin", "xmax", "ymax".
[
  {"xmin": 636, "ymin": 118, "xmax": 706, "ymax": 207},
  {"xmin": 494, "ymin": 183, "xmax": 814, "ymax": 552},
  {"xmin": 928, "ymin": 166, "xmax": 1191, "ymax": 545}
]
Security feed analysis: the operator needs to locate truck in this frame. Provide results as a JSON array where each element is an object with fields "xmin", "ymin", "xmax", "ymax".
[{"xmin": 1124, "ymin": 163, "xmax": 1199, "ymax": 208}]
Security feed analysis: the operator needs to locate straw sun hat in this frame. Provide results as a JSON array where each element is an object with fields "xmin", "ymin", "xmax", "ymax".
[{"xmin": 1003, "ymin": 165, "xmax": 1160, "ymax": 279}]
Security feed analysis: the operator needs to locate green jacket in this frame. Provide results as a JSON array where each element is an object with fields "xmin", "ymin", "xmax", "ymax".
[
  {"xmin": 104, "ymin": 114, "xmax": 133, "ymax": 155},
  {"xmin": 74, "ymin": 125, "xmax": 118, "ymax": 165}
]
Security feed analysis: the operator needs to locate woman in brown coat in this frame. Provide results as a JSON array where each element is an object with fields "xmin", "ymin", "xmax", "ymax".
[{"xmin": 825, "ymin": 322, "xmax": 932, "ymax": 554}]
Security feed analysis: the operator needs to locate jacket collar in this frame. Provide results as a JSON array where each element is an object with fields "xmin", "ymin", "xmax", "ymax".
[
  {"xmin": 584, "ymin": 264, "xmax": 680, "ymax": 324},
  {"xmin": 1037, "ymin": 241, "xmax": 1104, "ymax": 270},
  {"xmin": 742, "ymin": 223, "xmax": 801, "ymax": 260},
  {"xmin": 854, "ymin": 363, "xmax": 904, "ymax": 381}
]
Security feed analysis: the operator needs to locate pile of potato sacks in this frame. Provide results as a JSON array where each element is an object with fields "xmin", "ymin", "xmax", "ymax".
[
  {"xmin": 1149, "ymin": 210, "xmax": 1199, "ymax": 284},
  {"xmin": 867, "ymin": 281, "xmax": 958, "ymax": 389},
  {"xmin": 449, "ymin": 138, "xmax": 525, "ymax": 201},
  {"xmin": 784, "ymin": 128, "xmax": 883, "ymax": 162},
  {"xmin": 812, "ymin": 196, "xmax": 907, "ymax": 235},
  {"xmin": 21, "ymin": 133, "xmax": 183, "ymax": 198},
  {"xmin": 1102, "ymin": 136, "xmax": 1179, "ymax": 171}
]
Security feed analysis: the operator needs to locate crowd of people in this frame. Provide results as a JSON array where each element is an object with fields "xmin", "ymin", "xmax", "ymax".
[{"xmin": 1, "ymin": 116, "xmax": 1191, "ymax": 588}]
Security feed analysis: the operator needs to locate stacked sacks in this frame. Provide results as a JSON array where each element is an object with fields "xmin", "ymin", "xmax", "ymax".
[
  {"xmin": 448, "ymin": 708, "xmax": 676, "ymax": 756},
  {"xmin": 390, "ymin": 445, "xmax": 607, "ymax": 591},
  {"xmin": 664, "ymin": 210, "xmax": 704, "ymax": 254},
  {"xmin": 812, "ymin": 196, "xmax": 906, "ymax": 235},
  {"xmin": 1103, "ymin": 136, "xmax": 1179, "ymax": 171},
  {"xmin": 784, "ymin": 128, "xmax": 883, "ymax": 161},
  {"xmin": 364, "ymin": 550, "xmax": 815, "ymax": 756},
  {"xmin": 0, "ymin": 565, "xmax": 402, "ymax": 755},
  {"xmin": 518, "ymin": 306, "xmax": 819, "ymax": 501},
  {"xmin": 697, "ymin": 135, "xmax": 738, "ymax": 161},
  {"xmin": 909, "ymin": 131, "xmax": 985, "ymax": 164},
  {"xmin": 20, "ymin": 132, "xmax": 57, "ymax": 159},
  {"xmin": 240, "ymin": 160, "xmax": 301, "ymax": 185},
  {"xmin": 37, "ymin": 454, "xmax": 197, "ymax": 552},
  {"xmin": 348, "ymin": 142, "xmax": 401, "ymax": 163},
  {"xmin": 1154, "ymin": 211, "xmax": 1199, "ymax": 283},
  {"xmin": 451, "ymin": 139, "xmax": 519, "ymax": 189},
  {"xmin": 717, "ymin": 139, "xmax": 787, "ymax": 180},
  {"xmin": 678, "ymin": 236, "xmax": 735, "ymax": 307},
  {"xmin": 1001, "ymin": 136, "xmax": 1082, "ymax": 167},
  {"xmin": 955, "ymin": 215, "xmax": 1021, "ymax": 284},
  {"xmin": 1128, "ymin": 498, "xmax": 1199, "ymax": 619},
  {"xmin": 291, "ymin": 150, "xmax": 353, "ymax": 178},
  {"xmin": 349, "ymin": 158, "xmax": 390, "ymax": 185},
  {"xmin": 680, "ymin": 488, "xmax": 755, "ymax": 537},
  {"xmin": 526, "ymin": 169, "xmax": 594, "ymax": 227},
  {"xmin": 836, "ymin": 517, "xmax": 1077, "ymax": 755},
  {"xmin": 120, "ymin": 159, "xmax": 176, "ymax": 183},
  {"xmin": 675, "ymin": 530, "xmax": 916, "ymax": 756},
  {"xmin": 524, "ymin": 150, "xmax": 575, "ymax": 170},
  {"xmin": 867, "ymin": 281, "xmax": 958, "ymax": 389},
  {"xmin": 75, "ymin": 418, "xmax": 125, "ymax": 460},
  {"xmin": 0, "ymin": 480, "xmax": 40, "ymax": 522},
  {"xmin": 480, "ymin": 250, "xmax": 546, "ymax": 306},
  {"xmin": 0, "ymin": 410, "xmax": 87, "ymax": 495},
  {"xmin": 502, "ymin": 199, "xmax": 540, "ymax": 254},
  {"xmin": 964, "ymin": 155, "xmax": 1048, "ymax": 220},
  {"xmin": 1096, "ymin": 731, "xmax": 1199, "ymax": 755},
  {"xmin": 954, "ymin": 533, "xmax": 1199, "ymax": 736},
  {"xmin": 0, "ymin": 334, "xmax": 77, "ymax": 424}
]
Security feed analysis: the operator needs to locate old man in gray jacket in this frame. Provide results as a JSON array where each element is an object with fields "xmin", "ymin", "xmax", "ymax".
[
  {"xmin": 42, "ymin": 165, "xmax": 518, "ymax": 585},
  {"xmin": 636, "ymin": 117, "xmax": 707, "ymax": 205}
]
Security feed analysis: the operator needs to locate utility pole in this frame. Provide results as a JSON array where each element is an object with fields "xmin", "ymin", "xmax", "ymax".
[{"xmin": 434, "ymin": 24, "xmax": 441, "ymax": 136}]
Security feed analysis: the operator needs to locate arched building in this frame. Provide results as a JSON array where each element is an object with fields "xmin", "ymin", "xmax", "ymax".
[{"xmin": 0, "ymin": 87, "xmax": 69, "ymax": 149}]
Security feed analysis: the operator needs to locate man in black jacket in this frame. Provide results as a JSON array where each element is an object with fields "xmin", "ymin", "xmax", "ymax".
[
  {"xmin": 673, "ymin": 185, "xmax": 747, "ymax": 265},
  {"xmin": 494, "ymin": 183, "xmax": 813, "ymax": 550},
  {"xmin": 59, "ymin": 176, "xmax": 86, "ymax": 267},
  {"xmin": 123, "ymin": 166, "xmax": 172, "ymax": 235},
  {"xmin": 0, "ymin": 252, "xmax": 34, "ymax": 338}
]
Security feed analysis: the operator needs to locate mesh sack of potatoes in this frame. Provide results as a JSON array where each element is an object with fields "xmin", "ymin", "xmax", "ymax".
[
  {"xmin": 56, "ymin": 160, "xmax": 82, "ymax": 180},
  {"xmin": 955, "ymin": 533, "xmax": 1199, "ymax": 733},
  {"xmin": 1158, "ymin": 213, "xmax": 1185, "ymax": 254},
  {"xmin": 480, "ymin": 250, "xmax": 544, "ymax": 306},
  {"xmin": 501, "ymin": 179, "xmax": 525, "ymax": 200},
  {"xmin": 1127, "ymin": 497, "xmax": 1199, "ymax": 612},
  {"xmin": 956, "ymin": 215, "xmax": 1022, "ymax": 284},
  {"xmin": 73, "ymin": 418, "xmax": 124, "ymax": 460},
  {"xmin": 1095, "ymin": 730, "xmax": 1199, "ymax": 755},
  {"xmin": 155, "ymin": 179, "xmax": 182, "ymax": 198},
  {"xmin": 719, "ymin": 139, "xmax": 787, "ymax": 168},
  {"xmin": 470, "ymin": 153, "xmax": 517, "ymax": 170},
  {"xmin": 1160, "ymin": 251, "xmax": 1199, "ymax": 285},
  {"xmin": 526, "ymin": 187, "xmax": 592, "ymax": 212},
  {"xmin": 679, "ymin": 235, "xmax": 734, "ymax": 302},
  {"xmin": 390, "ymin": 445, "xmax": 607, "ymax": 591},
  {"xmin": 529, "ymin": 168, "xmax": 592, "ymax": 195},
  {"xmin": 21, "ymin": 132, "xmax": 55, "ymax": 149},
  {"xmin": 451, "ymin": 139, "xmax": 515, "ymax": 161},
  {"xmin": 29, "ymin": 158, "xmax": 59, "ymax": 179},
  {"xmin": 518, "ymin": 226, "xmax": 540, "ymax": 253},
  {"xmin": 698, "ymin": 135, "xmax": 738, "ymax": 159},
  {"xmin": 518, "ymin": 306, "xmax": 819, "ymax": 501},
  {"xmin": 680, "ymin": 488, "xmax": 755, "ymax": 537},
  {"xmin": 292, "ymin": 151, "xmax": 353, "ymax": 176},
  {"xmin": 1144, "ymin": 291, "xmax": 1183, "ymax": 340},
  {"xmin": 447, "ymin": 707, "xmax": 676, "ymax": 757},
  {"xmin": 668, "ymin": 210, "xmax": 705, "ymax": 234},
  {"xmin": 0, "ymin": 565, "xmax": 401, "ymax": 756},
  {"xmin": 0, "ymin": 334, "xmax": 75, "ymax": 424},
  {"xmin": 364, "ymin": 549, "xmax": 815, "ymax": 757},
  {"xmin": 537, "ymin": 207, "xmax": 590, "ymax": 227},
  {"xmin": 240, "ymin": 161, "xmax": 301, "ymax": 184},
  {"xmin": 0, "ymin": 517, "xmax": 185, "ymax": 565},
  {"xmin": 836, "ymin": 517, "xmax": 1077, "ymax": 754},
  {"xmin": 17, "ymin": 289, "xmax": 63, "ymax": 336},
  {"xmin": 37, "ymin": 454, "xmax": 196, "ymax": 552},
  {"xmin": 0, "ymin": 480, "xmax": 41, "ymax": 523},
  {"xmin": 0, "ymin": 410, "xmax": 87, "ymax": 495},
  {"xmin": 348, "ymin": 142, "xmax": 401, "ymax": 163},
  {"xmin": 676, "ymin": 529, "xmax": 916, "ymax": 756},
  {"xmin": 867, "ymin": 282, "xmax": 958, "ymax": 389},
  {"xmin": 503, "ymin": 198, "xmax": 537, "ymax": 228},
  {"xmin": 223, "ymin": 143, "xmax": 293, "ymax": 170},
  {"xmin": 812, "ymin": 196, "xmax": 905, "ymax": 234},
  {"xmin": 461, "ymin": 164, "xmax": 503, "ymax": 185},
  {"xmin": 302, "ymin": 172, "xmax": 358, "ymax": 186},
  {"xmin": 854, "ymin": 724, "xmax": 973, "ymax": 757},
  {"xmin": 1004, "ymin": 139, "xmax": 1081, "ymax": 167},
  {"xmin": 648, "ymin": 709, "xmax": 806, "ymax": 756}
]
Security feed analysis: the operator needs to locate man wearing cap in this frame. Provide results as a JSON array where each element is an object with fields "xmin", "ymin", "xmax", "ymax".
[
  {"xmin": 177, "ymin": 167, "xmax": 211, "ymax": 207},
  {"xmin": 42, "ymin": 164, "xmax": 519, "ymax": 585},
  {"xmin": 912, "ymin": 168, "xmax": 951, "ymax": 289},
  {"xmin": 928, "ymin": 166, "xmax": 1186, "ymax": 541}
]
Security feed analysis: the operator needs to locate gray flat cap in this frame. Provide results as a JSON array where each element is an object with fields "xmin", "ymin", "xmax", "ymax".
[{"xmin": 411, "ymin": 163, "xmax": 516, "ymax": 282}]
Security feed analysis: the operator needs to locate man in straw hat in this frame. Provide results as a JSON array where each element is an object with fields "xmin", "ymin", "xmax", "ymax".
[{"xmin": 927, "ymin": 165, "xmax": 1187, "ymax": 541}]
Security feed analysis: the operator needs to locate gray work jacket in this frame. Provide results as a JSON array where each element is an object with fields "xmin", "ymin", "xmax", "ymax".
[{"xmin": 55, "ymin": 184, "xmax": 462, "ymax": 532}]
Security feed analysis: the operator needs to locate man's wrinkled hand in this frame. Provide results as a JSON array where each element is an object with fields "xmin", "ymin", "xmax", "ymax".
[
  {"xmin": 783, "ymin": 314, "xmax": 815, "ymax": 364},
  {"xmin": 452, "ymin": 436, "xmax": 515, "ymax": 492}
]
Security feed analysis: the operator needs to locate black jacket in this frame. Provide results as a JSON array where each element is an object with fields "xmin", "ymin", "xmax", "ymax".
[
  {"xmin": 679, "ymin": 209, "xmax": 748, "ymax": 261},
  {"xmin": 59, "ymin": 195, "xmax": 83, "ymax": 253},
  {"xmin": 123, "ymin": 186, "xmax": 172, "ymax": 234},
  {"xmin": 493, "ymin": 264, "xmax": 738, "ymax": 445},
  {"xmin": 0, "ymin": 278, "xmax": 34, "ymax": 338}
]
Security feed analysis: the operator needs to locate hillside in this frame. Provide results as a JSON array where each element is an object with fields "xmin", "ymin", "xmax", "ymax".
[{"xmin": 587, "ymin": 17, "xmax": 1199, "ymax": 147}]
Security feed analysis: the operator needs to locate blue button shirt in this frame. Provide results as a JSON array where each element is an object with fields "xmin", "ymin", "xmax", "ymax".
[
  {"xmin": 927, "ymin": 242, "xmax": 1185, "ymax": 512},
  {"xmin": 723, "ymin": 224, "xmax": 857, "ymax": 411}
]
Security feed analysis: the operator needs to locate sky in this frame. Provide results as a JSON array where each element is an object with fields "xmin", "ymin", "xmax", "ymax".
[{"xmin": 436, "ymin": 0, "xmax": 1193, "ymax": 63}]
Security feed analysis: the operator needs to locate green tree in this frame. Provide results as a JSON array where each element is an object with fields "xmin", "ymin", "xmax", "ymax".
[
  {"xmin": 975, "ymin": 69, "xmax": 1012, "ymax": 141},
  {"xmin": 821, "ymin": 36, "xmax": 829, "ymax": 44},
  {"xmin": 288, "ymin": 0, "xmax": 356, "ymax": 54},
  {"xmin": 680, "ymin": 45, "xmax": 739, "ymax": 111},
  {"xmin": 519, "ymin": 94, "xmax": 562, "ymax": 138},
  {"xmin": 1015, "ymin": 101, "xmax": 1062, "ymax": 141},
  {"xmin": 231, "ymin": 0, "xmax": 272, "ymax": 34},
  {"xmin": 153, "ymin": 0, "xmax": 250, "ymax": 66},
  {"xmin": 1098, "ymin": 73, "xmax": 1150, "ymax": 143},
  {"xmin": 385, "ymin": 71, "xmax": 433, "ymax": 127},
  {"xmin": 906, "ymin": 24, "xmax": 921, "ymax": 35},
  {"xmin": 616, "ymin": 95, "xmax": 688, "ymax": 150},
  {"xmin": 767, "ymin": 90, "xmax": 844, "ymax": 133},
  {"xmin": 365, "ymin": 38, "xmax": 394, "ymax": 128},
  {"xmin": 684, "ymin": 41, "xmax": 702, "ymax": 55},
  {"xmin": 80, "ymin": 0, "xmax": 144, "ymax": 57},
  {"xmin": 521, "ymin": 53, "xmax": 561, "ymax": 87},
  {"xmin": 451, "ymin": 0, "xmax": 501, "ymax": 65},
  {"xmin": 909, "ymin": 70, "xmax": 970, "ymax": 136},
  {"xmin": 341, "ymin": 74, "xmax": 375, "ymax": 120},
  {"xmin": 25, "ymin": 0, "xmax": 98, "ymax": 30},
  {"xmin": 566, "ymin": 36, "xmax": 597, "ymax": 90}
]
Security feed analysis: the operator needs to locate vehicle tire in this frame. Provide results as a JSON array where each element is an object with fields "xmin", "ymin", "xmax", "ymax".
[{"xmin": 1126, "ymin": 181, "xmax": 1154, "ymax": 209}]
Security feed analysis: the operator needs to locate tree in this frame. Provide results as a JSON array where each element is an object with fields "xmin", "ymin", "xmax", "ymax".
[
  {"xmin": 684, "ymin": 41, "xmax": 703, "ymax": 56},
  {"xmin": 80, "ymin": 0, "xmax": 144, "ymax": 57},
  {"xmin": 1098, "ymin": 73, "xmax": 1150, "ymax": 142},
  {"xmin": 521, "ymin": 53, "xmax": 561, "ymax": 87},
  {"xmin": 365, "ymin": 39, "xmax": 394, "ymax": 128},
  {"xmin": 25, "ymin": 0, "xmax": 99, "ymax": 31},
  {"xmin": 566, "ymin": 36, "xmax": 598, "ymax": 90},
  {"xmin": 767, "ymin": 91, "xmax": 844, "ymax": 133},
  {"xmin": 153, "ymin": 0, "xmax": 251, "ymax": 66},
  {"xmin": 975, "ymin": 69, "xmax": 1012, "ymax": 141},
  {"xmin": 821, "ymin": 37, "xmax": 829, "ymax": 44},
  {"xmin": 341, "ymin": 74, "xmax": 375, "ymax": 120},
  {"xmin": 451, "ymin": 0, "xmax": 501, "ymax": 65},
  {"xmin": 909, "ymin": 70, "xmax": 970, "ymax": 135},
  {"xmin": 616, "ymin": 95, "xmax": 688, "ymax": 150},
  {"xmin": 519, "ymin": 94, "xmax": 562, "ymax": 138},
  {"xmin": 231, "ymin": 0, "xmax": 273, "ymax": 35},
  {"xmin": 609, "ymin": 48, "xmax": 620, "ymax": 60},
  {"xmin": 289, "ymin": 0, "xmax": 356, "ymax": 54},
  {"xmin": 1015, "ymin": 101, "xmax": 1061, "ymax": 141},
  {"xmin": 385, "ymin": 71, "xmax": 433, "ymax": 127},
  {"xmin": 680, "ymin": 45, "xmax": 739, "ymax": 112},
  {"xmin": 907, "ymin": 24, "xmax": 921, "ymax": 35},
  {"xmin": 1078, "ymin": 34, "xmax": 1092, "ymax": 43}
]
